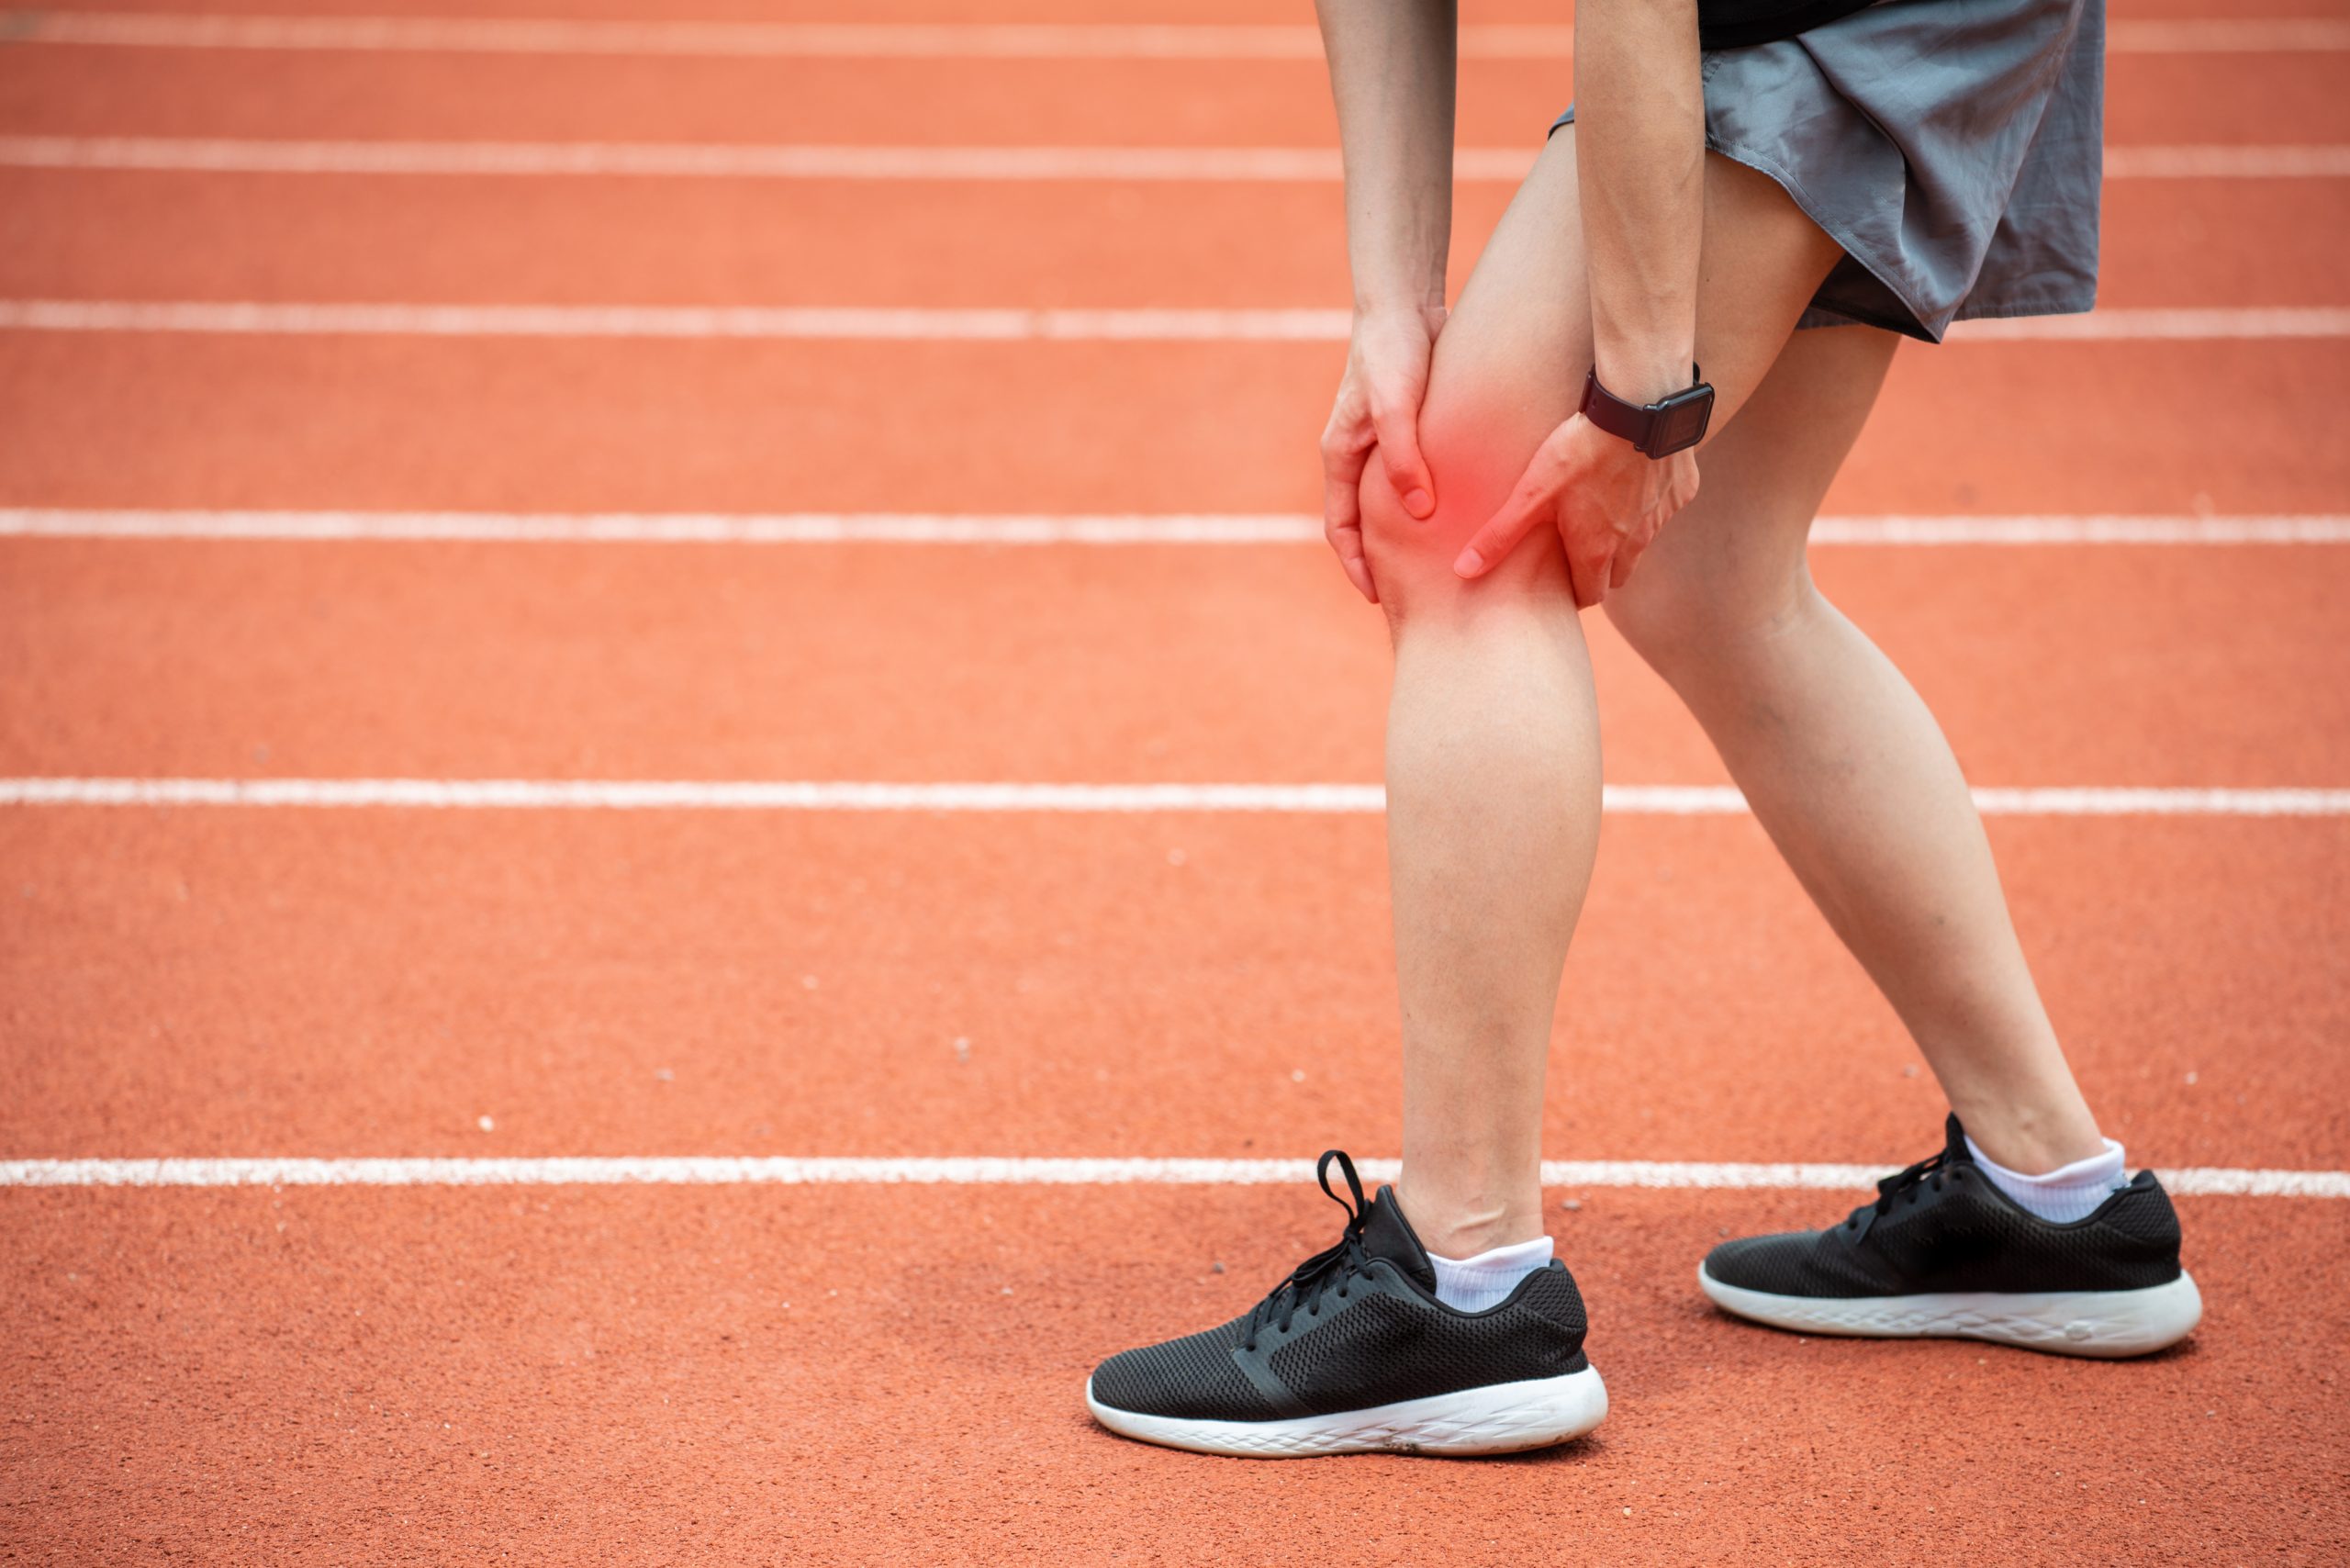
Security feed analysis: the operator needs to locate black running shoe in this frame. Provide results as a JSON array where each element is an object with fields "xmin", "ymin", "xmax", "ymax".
[
  {"xmin": 1700, "ymin": 1114, "xmax": 2200, "ymax": 1358},
  {"xmin": 1086, "ymin": 1151, "xmax": 1606, "ymax": 1457}
]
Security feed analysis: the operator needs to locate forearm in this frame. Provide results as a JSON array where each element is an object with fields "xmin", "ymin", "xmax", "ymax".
[
  {"xmin": 1575, "ymin": 0, "xmax": 1705, "ymax": 402},
  {"xmin": 1315, "ymin": 0, "xmax": 1457, "ymax": 319}
]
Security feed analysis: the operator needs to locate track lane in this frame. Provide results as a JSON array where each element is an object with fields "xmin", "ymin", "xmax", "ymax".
[
  {"xmin": 14, "ymin": 0, "xmax": 1338, "ymax": 21},
  {"xmin": 3, "ymin": 2, "xmax": 2341, "ymax": 1562},
  {"xmin": 3, "ymin": 541, "xmax": 2345, "ymax": 786},
  {"xmin": 4, "ymin": 174, "xmax": 2340, "ymax": 313},
  {"xmin": 3, "ymin": 1182, "xmax": 2342, "ymax": 1563},
  {"xmin": 2, "ymin": 334, "xmax": 2343, "ymax": 513},
  {"xmin": 5, "ymin": 41, "xmax": 2342, "ymax": 147},
  {"xmin": 27, "ymin": 0, "xmax": 2346, "ymax": 26},
  {"xmin": 3, "ymin": 811, "xmax": 2341, "ymax": 1168}
]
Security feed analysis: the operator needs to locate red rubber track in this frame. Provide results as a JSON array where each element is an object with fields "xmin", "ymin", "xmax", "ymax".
[
  {"xmin": 4, "ymin": 811, "xmax": 2344, "ymax": 1165},
  {"xmin": 2, "ymin": 1186, "xmax": 2344, "ymax": 1563},
  {"xmin": 6, "ymin": 0, "xmax": 2349, "ymax": 1561},
  {"xmin": 4, "ymin": 336, "xmax": 2346, "ymax": 515},
  {"xmin": 29, "ymin": 0, "xmax": 2350, "ymax": 22},
  {"xmin": 6, "ymin": 175, "xmax": 2344, "ymax": 312},
  {"xmin": 5, "ymin": 42, "xmax": 2346, "ymax": 147},
  {"xmin": 5, "ymin": 543, "xmax": 2347, "ymax": 785}
]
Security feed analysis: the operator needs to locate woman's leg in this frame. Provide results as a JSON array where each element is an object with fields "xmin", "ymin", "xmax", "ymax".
[
  {"xmin": 1355, "ymin": 129, "xmax": 1846, "ymax": 1259},
  {"xmin": 1604, "ymin": 327, "xmax": 2106, "ymax": 1173}
]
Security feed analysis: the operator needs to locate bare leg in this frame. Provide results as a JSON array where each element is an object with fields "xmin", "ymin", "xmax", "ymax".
[
  {"xmin": 1357, "ymin": 131, "xmax": 1846, "ymax": 1257},
  {"xmin": 1606, "ymin": 328, "xmax": 2105, "ymax": 1172}
]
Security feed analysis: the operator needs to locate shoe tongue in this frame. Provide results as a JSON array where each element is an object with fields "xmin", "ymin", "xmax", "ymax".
[{"xmin": 1360, "ymin": 1185, "xmax": 1438, "ymax": 1293}]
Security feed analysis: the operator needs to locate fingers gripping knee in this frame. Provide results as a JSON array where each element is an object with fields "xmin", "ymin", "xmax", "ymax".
[
  {"xmin": 1358, "ymin": 425, "xmax": 1570, "ymax": 625},
  {"xmin": 1355, "ymin": 454, "xmax": 1432, "ymax": 598}
]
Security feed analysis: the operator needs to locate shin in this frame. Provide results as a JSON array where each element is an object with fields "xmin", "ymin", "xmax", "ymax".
[{"xmin": 1362, "ymin": 432, "xmax": 1599, "ymax": 1259}]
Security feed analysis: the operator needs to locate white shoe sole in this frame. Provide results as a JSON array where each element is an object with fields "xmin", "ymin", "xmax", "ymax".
[
  {"xmin": 1085, "ymin": 1365, "xmax": 1607, "ymax": 1458},
  {"xmin": 1698, "ymin": 1264, "xmax": 2202, "ymax": 1358}
]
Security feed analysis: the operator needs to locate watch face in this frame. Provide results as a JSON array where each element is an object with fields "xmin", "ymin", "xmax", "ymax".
[{"xmin": 1651, "ymin": 389, "xmax": 1714, "ymax": 455}]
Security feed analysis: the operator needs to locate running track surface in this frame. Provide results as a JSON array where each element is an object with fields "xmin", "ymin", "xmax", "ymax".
[{"xmin": 2, "ymin": 1, "xmax": 2346, "ymax": 1562}]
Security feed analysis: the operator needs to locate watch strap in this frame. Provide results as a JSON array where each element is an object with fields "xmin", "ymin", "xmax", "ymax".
[{"xmin": 1579, "ymin": 364, "xmax": 1712, "ymax": 457}]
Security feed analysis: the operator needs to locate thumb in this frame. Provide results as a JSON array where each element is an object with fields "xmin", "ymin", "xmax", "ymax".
[{"xmin": 1371, "ymin": 403, "xmax": 1437, "ymax": 521}]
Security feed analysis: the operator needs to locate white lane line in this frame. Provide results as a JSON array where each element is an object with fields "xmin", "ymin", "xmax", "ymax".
[
  {"xmin": 14, "ymin": 14, "xmax": 2345, "ymax": 58},
  {"xmin": 0, "ymin": 510, "xmax": 1330, "ymax": 543},
  {"xmin": 0, "ymin": 778, "xmax": 1394, "ymax": 812},
  {"xmin": 1807, "ymin": 515, "xmax": 2350, "ymax": 544},
  {"xmin": 2102, "ymin": 144, "xmax": 2350, "ymax": 178},
  {"xmin": 12, "ymin": 14, "xmax": 1352, "ymax": 58},
  {"xmin": 0, "ymin": 1155, "xmax": 2339, "ymax": 1196},
  {"xmin": 1951, "ymin": 308, "xmax": 2350, "ymax": 342},
  {"xmin": 0, "ymin": 300, "xmax": 1359, "ymax": 341},
  {"xmin": 2105, "ymin": 19, "xmax": 2350, "ymax": 50},
  {"xmin": 6, "ymin": 510, "xmax": 2349, "ymax": 546},
  {"xmin": 2, "ymin": 779, "xmax": 2344, "ymax": 816},
  {"xmin": 5, "ymin": 136, "xmax": 2344, "ymax": 183},
  {"xmin": 0, "ymin": 136, "xmax": 1366, "ymax": 180},
  {"xmin": 6, "ymin": 299, "xmax": 2346, "ymax": 343}
]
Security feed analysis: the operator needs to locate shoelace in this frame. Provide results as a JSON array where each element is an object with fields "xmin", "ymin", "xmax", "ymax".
[
  {"xmin": 1239, "ymin": 1149, "xmax": 1372, "ymax": 1353},
  {"xmin": 1843, "ymin": 1145, "xmax": 1968, "ymax": 1237}
]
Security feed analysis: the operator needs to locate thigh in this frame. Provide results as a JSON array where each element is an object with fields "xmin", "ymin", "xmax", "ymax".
[
  {"xmin": 1608, "ymin": 321, "xmax": 1901, "ymax": 638},
  {"xmin": 1364, "ymin": 127, "xmax": 1852, "ymax": 614}
]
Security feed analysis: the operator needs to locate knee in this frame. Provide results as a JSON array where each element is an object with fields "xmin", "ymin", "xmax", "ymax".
[
  {"xmin": 1356, "ymin": 455, "xmax": 1444, "ymax": 621},
  {"xmin": 1601, "ymin": 564, "xmax": 1707, "ymax": 668},
  {"xmin": 1603, "ymin": 546, "xmax": 1819, "ymax": 683},
  {"xmin": 1357, "ymin": 410, "xmax": 1567, "ymax": 628}
]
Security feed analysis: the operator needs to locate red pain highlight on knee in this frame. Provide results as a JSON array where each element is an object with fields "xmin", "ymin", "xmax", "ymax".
[{"xmin": 1361, "ymin": 419, "xmax": 1544, "ymax": 572}]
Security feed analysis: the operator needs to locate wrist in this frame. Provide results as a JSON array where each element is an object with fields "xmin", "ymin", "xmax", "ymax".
[
  {"xmin": 1580, "ymin": 362, "xmax": 1714, "ymax": 458},
  {"xmin": 1592, "ymin": 341, "xmax": 1697, "ymax": 407},
  {"xmin": 1353, "ymin": 293, "xmax": 1447, "ymax": 333}
]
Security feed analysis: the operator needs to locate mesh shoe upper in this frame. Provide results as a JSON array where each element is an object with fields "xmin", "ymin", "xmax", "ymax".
[
  {"xmin": 1089, "ymin": 1312, "xmax": 1279, "ymax": 1423},
  {"xmin": 1090, "ymin": 1152, "xmax": 1591, "ymax": 1423},
  {"xmin": 1704, "ymin": 1114, "xmax": 2186, "ymax": 1299},
  {"xmin": 1265, "ymin": 1268, "xmax": 1589, "ymax": 1417}
]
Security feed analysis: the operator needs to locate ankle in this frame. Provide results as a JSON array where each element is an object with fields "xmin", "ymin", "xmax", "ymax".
[
  {"xmin": 1959, "ymin": 1108, "xmax": 2108, "ymax": 1176},
  {"xmin": 1945, "ymin": 1091, "xmax": 2115, "ymax": 1175},
  {"xmin": 1393, "ymin": 1178, "xmax": 1546, "ymax": 1260}
]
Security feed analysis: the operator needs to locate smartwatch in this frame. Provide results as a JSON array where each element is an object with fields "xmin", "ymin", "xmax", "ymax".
[{"xmin": 1579, "ymin": 364, "xmax": 1715, "ymax": 458}]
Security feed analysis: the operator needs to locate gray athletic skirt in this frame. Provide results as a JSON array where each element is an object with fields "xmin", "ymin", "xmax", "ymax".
[{"xmin": 1551, "ymin": 0, "xmax": 2104, "ymax": 342}]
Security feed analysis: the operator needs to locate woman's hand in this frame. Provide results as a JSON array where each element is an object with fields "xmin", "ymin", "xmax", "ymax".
[
  {"xmin": 1451, "ymin": 413, "xmax": 1698, "ymax": 607},
  {"xmin": 1319, "ymin": 306, "xmax": 1445, "ymax": 604}
]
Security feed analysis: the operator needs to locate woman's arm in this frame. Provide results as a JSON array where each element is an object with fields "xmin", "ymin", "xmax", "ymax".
[
  {"xmin": 1449, "ymin": 0, "xmax": 1709, "ymax": 603},
  {"xmin": 1577, "ymin": 0, "xmax": 1707, "ymax": 404},
  {"xmin": 1313, "ymin": 0, "xmax": 1458, "ymax": 599},
  {"xmin": 1316, "ymin": 0, "xmax": 1457, "ymax": 330}
]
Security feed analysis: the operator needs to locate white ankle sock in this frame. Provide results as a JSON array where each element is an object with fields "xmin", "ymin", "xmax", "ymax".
[
  {"xmin": 1964, "ymin": 1135, "xmax": 2129, "ymax": 1224},
  {"xmin": 1427, "ymin": 1237, "xmax": 1554, "ymax": 1313}
]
